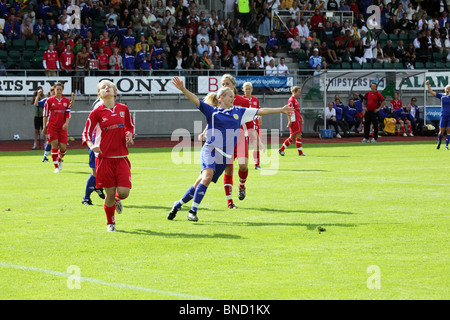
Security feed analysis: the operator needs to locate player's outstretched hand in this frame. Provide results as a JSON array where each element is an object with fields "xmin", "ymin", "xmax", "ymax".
[
  {"xmin": 282, "ymin": 104, "xmax": 294, "ymax": 115},
  {"xmin": 172, "ymin": 76, "xmax": 184, "ymax": 90}
]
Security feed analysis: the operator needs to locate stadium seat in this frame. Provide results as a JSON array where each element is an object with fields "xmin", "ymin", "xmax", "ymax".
[
  {"xmin": 22, "ymin": 50, "xmax": 34, "ymax": 60},
  {"xmin": 13, "ymin": 39, "xmax": 25, "ymax": 50},
  {"xmin": 297, "ymin": 51, "xmax": 307, "ymax": 62},
  {"xmin": 19, "ymin": 60, "xmax": 31, "ymax": 70},
  {"xmin": 32, "ymin": 60, "xmax": 43, "ymax": 69},
  {"xmin": 38, "ymin": 40, "xmax": 48, "ymax": 50},
  {"xmin": 372, "ymin": 62, "xmax": 383, "ymax": 69},
  {"xmin": 341, "ymin": 62, "xmax": 351, "ymax": 69},
  {"xmin": 25, "ymin": 40, "xmax": 37, "ymax": 50},
  {"xmin": 8, "ymin": 50, "xmax": 21, "ymax": 62},
  {"xmin": 415, "ymin": 62, "xmax": 425, "ymax": 69},
  {"xmin": 433, "ymin": 52, "xmax": 443, "ymax": 62},
  {"xmin": 394, "ymin": 62, "xmax": 404, "ymax": 69},
  {"xmin": 0, "ymin": 50, "xmax": 7, "ymax": 61},
  {"xmin": 298, "ymin": 61, "xmax": 310, "ymax": 69},
  {"xmin": 435, "ymin": 61, "xmax": 445, "ymax": 69},
  {"xmin": 388, "ymin": 33, "xmax": 397, "ymax": 40},
  {"xmin": 379, "ymin": 33, "xmax": 388, "ymax": 41},
  {"xmin": 351, "ymin": 62, "xmax": 361, "ymax": 69},
  {"xmin": 398, "ymin": 33, "xmax": 408, "ymax": 41},
  {"xmin": 425, "ymin": 62, "xmax": 435, "ymax": 69},
  {"xmin": 384, "ymin": 62, "xmax": 393, "ymax": 69},
  {"xmin": 331, "ymin": 61, "xmax": 341, "ymax": 69}
]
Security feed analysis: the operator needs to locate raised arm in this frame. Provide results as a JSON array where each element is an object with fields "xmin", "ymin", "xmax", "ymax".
[
  {"xmin": 172, "ymin": 76, "xmax": 200, "ymax": 107},
  {"xmin": 257, "ymin": 104, "xmax": 293, "ymax": 116},
  {"xmin": 426, "ymin": 80, "xmax": 436, "ymax": 96}
]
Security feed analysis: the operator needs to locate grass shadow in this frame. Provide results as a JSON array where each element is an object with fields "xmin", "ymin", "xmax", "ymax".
[{"xmin": 117, "ymin": 228, "xmax": 244, "ymax": 239}]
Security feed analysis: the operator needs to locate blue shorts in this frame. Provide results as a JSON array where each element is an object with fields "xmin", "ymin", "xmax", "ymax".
[
  {"xmin": 201, "ymin": 144, "xmax": 232, "ymax": 183},
  {"xmin": 440, "ymin": 115, "xmax": 450, "ymax": 128},
  {"xmin": 89, "ymin": 148, "xmax": 96, "ymax": 169}
]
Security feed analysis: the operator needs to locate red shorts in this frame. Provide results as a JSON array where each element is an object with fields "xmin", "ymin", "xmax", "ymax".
[
  {"xmin": 46, "ymin": 127, "xmax": 68, "ymax": 144},
  {"xmin": 95, "ymin": 157, "xmax": 132, "ymax": 189},
  {"xmin": 290, "ymin": 120, "xmax": 302, "ymax": 135},
  {"xmin": 230, "ymin": 131, "xmax": 249, "ymax": 165}
]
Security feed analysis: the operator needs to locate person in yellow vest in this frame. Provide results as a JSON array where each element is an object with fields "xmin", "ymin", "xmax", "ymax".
[{"xmin": 236, "ymin": 0, "xmax": 251, "ymax": 30}]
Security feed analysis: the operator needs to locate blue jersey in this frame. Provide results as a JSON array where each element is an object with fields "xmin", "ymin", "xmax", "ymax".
[
  {"xmin": 344, "ymin": 104, "xmax": 357, "ymax": 122},
  {"xmin": 435, "ymin": 92, "xmax": 450, "ymax": 117},
  {"xmin": 199, "ymin": 100, "xmax": 258, "ymax": 157},
  {"xmin": 333, "ymin": 103, "xmax": 345, "ymax": 120},
  {"xmin": 393, "ymin": 107, "xmax": 412, "ymax": 121}
]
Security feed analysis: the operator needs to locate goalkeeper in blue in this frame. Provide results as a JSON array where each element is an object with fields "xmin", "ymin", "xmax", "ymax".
[
  {"xmin": 426, "ymin": 80, "xmax": 450, "ymax": 150},
  {"xmin": 167, "ymin": 76, "xmax": 293, "ymax": 222}
]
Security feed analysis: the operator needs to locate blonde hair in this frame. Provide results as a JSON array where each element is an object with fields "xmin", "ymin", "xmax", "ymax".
[
  {"xmin": 203, "ymin": 92, "xmax": 219, "ymax": 106},
  {"xmin": 217, "ymin": 87, "xmax": 233, "ymax": 99},
  {"xmin": 242, "ymin": 82, "xmax": 253, "ymax": 89},
  {"xmin": 97, "ymin": 80, "xmax": 117, "ymax": 96},
  {"xmin": 221, "ymin": 73, "xmax": 237, "ymax": 94},
  {"xmin": 290, "ymin": 86, "xmax": 301, "ymax": 94}
]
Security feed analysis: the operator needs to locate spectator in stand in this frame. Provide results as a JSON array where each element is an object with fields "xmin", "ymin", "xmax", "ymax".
[
  {"xmin": 373, "ymin": 42, "xmax": 389, "ymax": 64},
  {"xmin": 353, "ymin": 39, "xmax": 367, "ymax": 66},
  {"xmin": 136, "ymin": 44, "xmax": 151, "ymax": 75},
  {"xmin": 45, "ymin": 18, "xmax": 58, "ymax": 42},
  {"xmin": 130, "ymin": 7, "xmax": 143, "ymax": 34},
  {"xmin": 122, "ymin": 45, "xmax": 136, "ymax": 75},
  {"xmin": 97, "ymin": 46, "xmax": 109, "ymax": 75},
  {"xmin": 325, "ymin": 102, "xmax": 342, "ymax": 138},
  {"xmin": 235, "ymin": 36, "xmax": 251, "ymax": 56},
  {"xmin": 151, "ymin": 52, "xmax": 165, "ymax": 72},
  {"xmin": 264, "ymin": 49, "xmax": 275, "ymax": 67},
  {"xmin": 396, "ymin": 39, "xmax": 409, "ymax": 66},
  {"xmin": 266, "ymin": 30, "xmax": 281, "ymax": 57},
  {"xmin": 265, "ymin": 59, "xmax": 277, "ymax": 76},
  {"xmin": 310, "ymin": 9, "xmax": 327, "ymax": 39},
  {"xmin": 208, "ymin": 40, "xmax": 220, "ymax": 58},
  {"xmin": 43, "ymin": 43, "xmax": 60, "ymax": 76},
  {"xmin": 243, "ymin": 30, "xmax": 257, "ymax": 49},
  {"xmin": 37, "ymin": 0, "xmax": 54, "ymax": 21},
  {"xmin": 361, "ymin": 30, "xmax": 377, "ymax": 64},
  {"xmin": 105, "ymin": 18, "xmax": 118, "ymax": 38},
  {"xmin": 75, "ymin": 46, "xmax": 89, "ymax": 95},
  {"xmin": 221, "ymin": 50, "xmax": 234, "ymax": 69},
  {"xmin": 277, "ymin": 57, "xmax": 289, "ymax": 76},
  {"xmin": 390, "ymin": 92, "xmax": 403, "ymax": 113},
  {"xmin": 320, "ymin": 41, "xmax": 338, "ymax": 65},
  {"xmin": 122, "ymin": 28, "xmax": 135, "ymax": 50},
  {"xmin": 105, "ymin": 7, "xmax": 119, "ymax": 27},
  {"xmin": 34, "ymin": 18, "xmax": 47, "ymax": 44},
  {"xmin": 233, "ymin": 51, "xmax": 246, "ymax": 70},
  {"xmin": 285, "ymin": 19, "xmax": 299, "ymax": 45},
  {"xmin": 60, "ymin": 44, "xmax": 75, "ymax": 76},
  {"xmin": 20, "ymin": 17, "xmax": 34, "ymax": 41},
  {"xmin": 406, "ymin": 42, "xmax": 417, "ymax": 67},
  {"xmin": 109, "ymin": 46, "xmax": 123, "ymax": 75},
  {"xmin": 327, "ymin": 0, "xmax": 339, "ymax": 11},
  {"xmin": 384, "ymin": 40, "xmax": 400, "ymax": 63},
  {"xmin": 196, "ymin": 27, "xmax": 210, "ymax": 44},
  {"xmin": 393, "ymin": 105, "xmax": 414, "ymax": 136},
  {"xmin": 309, "ymin": 48, "xmax": 327, "ymax": 69},
  {"xmin": 290, "ymin": 35, "xmax": 301, "ymax": 54},
  {"xmin": 196, "ymin": 38, "xmax": 209, "ymax": 57},
  {"xmin": 4, "ymin": 14, "xmax": 21, "ymax": 40},
  {"xmin": 296, "ymin": 18, "xmax": 310, "ymax": 47}
]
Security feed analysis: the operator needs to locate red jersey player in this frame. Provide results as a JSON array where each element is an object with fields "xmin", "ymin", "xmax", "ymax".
[
  {"xmin": 60, "ymin": 44, "xmax": 75, "ymax": 74},
  {"xmin": 390, "ymin": 92, "xmax": 403, "ymax": 112},
  {"xmin": 42, "ymin": 82, "xmax": 72, "ymax": 173},
  {"xmin": 43, "ymin": 43, "xmax": 60, "ymax": 76},
  {"xmin": 279, "ymin": 86, "xmax": 306, "ymax": 156},
  {"xmin": 242, "ymin": 82, "xmax": 263, "ymax": 170},
  {"xmin": 82, "ymin": 80, "xmax": 135, "ymax": 232},
  {"xmin": 97, "ymin": 46, "xmax": 109, "ymax": 72}
]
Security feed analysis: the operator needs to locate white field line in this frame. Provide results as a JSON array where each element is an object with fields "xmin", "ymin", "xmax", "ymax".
[{"xmin": 0, "ymin": 262, "xmax": 213, "ymax": 300}]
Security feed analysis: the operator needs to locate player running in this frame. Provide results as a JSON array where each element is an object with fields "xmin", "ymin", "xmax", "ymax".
[{"xmin": 426, "ymin": 80, "xmax": 450, "ymax": 150}]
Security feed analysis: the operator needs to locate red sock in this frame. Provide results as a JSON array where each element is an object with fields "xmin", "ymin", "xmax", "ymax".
[
  {"xmin": 57, "ymin": 150, "xmax": 66, "ymax": 162},
  {"xmin": 253, "ymin": 150, "xmax": 260, "ymax": 167},
  {"xmin": 104, "ymin": 204, "xmax": 115, "ymax": 225},
  {"xmin": 280, "ymin": 138, "xmax": 292, "ymax": 151},
  {"xmin": 401, "ymin": 126, "xmax": 405, "ymax": 134},
  {"xmin": 51, "ymin": 148, "xmax": 59, "ymax": 168},
  {"xmin": 238, "ymin": 169, "xmax": 248, "ymax": 188},
  {"xmin": 295, "ymin": 139, "xmax": 303, "ymax": 155},
  {"xmin": 224, "ymin": 173, "xmax": 233, "ymax": 202},
  {"xmin": 115, "ymin": 190, "xmax": 125, "ymax": 201},
  {"xmin": 408, "ymin": 125, "xmax": 412, "ymax": 134}
]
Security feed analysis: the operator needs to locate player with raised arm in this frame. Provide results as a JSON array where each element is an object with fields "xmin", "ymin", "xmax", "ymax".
[
  {"xmin": 168, "ymin": 76, "xmax": 293, "ymax": 222},
  {"xmin": 426, "ymin": 80, "xmax": 450, "ymax": 150}
]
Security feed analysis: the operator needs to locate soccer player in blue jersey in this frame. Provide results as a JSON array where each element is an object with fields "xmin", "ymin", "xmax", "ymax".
[
  {"xmin": 168, "ymin": 76, "xmax": 293, "ymax": 222},
  {"xmin": 426, "ymin": 80, "xmax": 450, "ymax": 150}
]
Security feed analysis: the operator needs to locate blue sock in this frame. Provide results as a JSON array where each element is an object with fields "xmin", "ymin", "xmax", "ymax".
[
  {"xmin": 191, "ymin": 183, "xmax": 208, "ymax": 213},
  {"xmin": 175, "ymin": 185, "xmax": 195, "ymax": 209},
  {"xmin": 446, "ymin": 135, "xmax": 450, "ymax": 147},
  {"xmin": 43, "ymin": 142, "xmax": 51, "ymax": 157},
  {"xmin": 438, "ymin": 134, "xmax": 443, "ymax": 145},
  {"xmin": 83, "ymin": 174, "xmax": 96, "ymax": 200}
]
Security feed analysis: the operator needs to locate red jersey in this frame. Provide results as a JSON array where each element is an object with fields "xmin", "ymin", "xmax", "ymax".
[
  {"xmin": 43, "ymin": 50, "xmax": 59, "ymax": 70},
  {"xmin": 43, "ymin": 96, "xmax": 71, "ymax": 129},
  {"xmin": 243, "ymin": 95, "xmax": 260, "ymax": 130},
  {"xmin": 99, "ymin": 38, "xmax": 112, "ymax": 56},
  {"xmin": 60, "ymin": 50, "xmax": 75, "ymax": 71},
  {"xmin": 390, "ymin": 99, "xmax": 403, "ymax": 112},
  {"xmin": 97, "ymin": 53, "xmax": 109, "ymax": 70},
  {"xmin": 288, "ymin": 96, "xmax": 301, "ymax": 123},
  {"xmin": 82, "ymin": 103, "xmax": 135, "ymax": 158},
  {"xmin": 233, "ymin": 95, "xmax": 250, "ymax": 108},
  {"xmin": 364, "ymin": 90, "xmax": 385, "ymax": 111}
]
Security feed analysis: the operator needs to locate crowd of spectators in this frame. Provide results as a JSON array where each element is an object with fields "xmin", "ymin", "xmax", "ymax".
[{"xmin": 0, "ymin": 0, "xmax": 449, "ymax": 83}]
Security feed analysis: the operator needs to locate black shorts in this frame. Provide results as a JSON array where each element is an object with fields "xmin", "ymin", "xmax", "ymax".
[{"xmin": 34, "ymin": 116, "xmax": 43, "ymax": 130}]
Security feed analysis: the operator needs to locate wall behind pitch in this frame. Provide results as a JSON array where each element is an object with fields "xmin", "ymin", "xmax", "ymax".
[{"xmin": 0, "ymin": 95, "xmax": 293, "ymax": 141}]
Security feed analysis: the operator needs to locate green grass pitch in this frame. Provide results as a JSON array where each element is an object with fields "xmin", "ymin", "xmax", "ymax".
[{"xmin": 0, "ymin": 140, "xmax": 448, "ymax": 300}]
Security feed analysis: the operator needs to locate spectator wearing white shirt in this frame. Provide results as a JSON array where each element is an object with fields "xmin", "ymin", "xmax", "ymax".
[
  {"xmin": 265, "ymin": 59, "xmax": 277, "ymax": 76},
  {"xmin": 296, "ymin": 18, "xmax": 310, "ymax": 45},
  {"xmin": 264, "ymin": 49, "xmax": 275, "ymax": 66},
  {"xmin": 277, "ymin": 57, "xmax": 289, "ymax": 76},
  {"xmin": 196, "ymin": 27, "xmax": 209, "ymax": 44},
  {"xmin": 243, "ymin": 30, "xmax": 257, "ymax": 49},
  {"xmin": 233, "ymin": 51, "xmax": 246, "ymax": 69},
  {"xmin": 208, "ymin": 40, "xmax": 221, "ymax": 57},
  {"xmin": 268, "ymin": 0, "xmax": 280, "ymax": 10}
]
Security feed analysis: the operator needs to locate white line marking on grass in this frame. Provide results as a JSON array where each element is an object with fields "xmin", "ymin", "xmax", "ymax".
[{"xmin": 0, "ymin": 262, "xmax": 213, "ymax": 300}]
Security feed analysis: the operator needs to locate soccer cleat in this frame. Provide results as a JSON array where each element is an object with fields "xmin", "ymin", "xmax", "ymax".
[
  {"xmin": 54, "ymin": 167, "xmax": 60, "ymax": 173},
  {"xmin": 336, "ymin": 133, "xmax": 342, "ymax": 138},
  {"xmin": 361, "ymin": 138, "xmax": 369, "ymax": 143},
  {"xmin": 58, "ymin": 160, "xmax": 63, "ymax": 170},
  {"xmin": 94, "ymin": 188, "xmax": 106, "ymax": 199},
  {"xmin": 299, "ymin": 153, "xmax": 307, "ymax": 156},
  {"xmin": 115, "ymin": 200, "xmax": 123, "ymax": 214},
  {"xmin": 188, "ymin": 210, "xmax": 198, "ymax": 222},
  {"xmin": 370, "ymin": 138, "xmax": 377, "ymax": 143},
  {"xmin": 227, "ymin": 202, "xmax": 238, "ymax": 209},
  {"xmin": 437, "ymin": 143, "xmax": 441, "ymax": 149},
  {"xmin": 446, "ymin": 146, "xmax": 449, "ymax": 151},
  {"xmin": 167, "ymin": 202, "xmax": 180, "ymax": 220},
  {"xmin": 254, "ymin": 165, "xmax": 262, "ymax": 170},
  {"xmin": 278, "ymin": 149, "xmax": 285, "ymax": 156},
  {"xmin": 409, "ymin": 133, "xmax": 414, "ymax": 137},
  {"xmin": 107, "ymin": 224, "xmax": 117, "ymax": 232},
  {"xmin": 238, "ymin": 186, "xmax": 246, "ymax": 201},
  {"xmin": 403, "ymin": 133, "xmax": 407, "ymax": 137},
  {"xmin": 82, "ymin": 199, "xmax": 93, "ymax": 205},
  {"xmin": 42, "ymin": 157, "xmax": 49, "ymax": 163}
]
